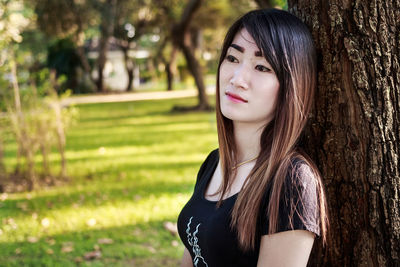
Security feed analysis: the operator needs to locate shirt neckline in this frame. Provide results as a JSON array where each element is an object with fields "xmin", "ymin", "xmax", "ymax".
[{"xmin": 200, "ymin": 152, "xmax": 240, "ymax": 204}]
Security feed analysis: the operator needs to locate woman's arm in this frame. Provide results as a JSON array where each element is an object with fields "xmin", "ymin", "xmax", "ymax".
[
  {"xmin": 180, "ymin": 247, "xmax": 194, "ymax": 267},
  {"xmin": 257, "ymin": 230, "xmax": 315, "ymax": 267}
]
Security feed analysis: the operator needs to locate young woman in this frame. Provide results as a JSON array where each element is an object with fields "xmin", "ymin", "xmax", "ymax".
[{"xmin": 177, "ymin": 8, "xmax": 329, "ymax": 267}]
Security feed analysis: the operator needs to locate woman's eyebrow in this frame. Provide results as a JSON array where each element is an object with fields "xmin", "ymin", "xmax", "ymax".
[
  {"xmin": 230, "ymin": 44, "xmax": 263, "ymax": 57},
  {"xmin": 230, "ymin": 44, "xmax": 244, "ymax": 52}
]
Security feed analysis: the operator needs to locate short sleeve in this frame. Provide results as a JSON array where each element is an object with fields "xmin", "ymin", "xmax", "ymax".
[{"xmin": 261, "ymin": 160, "xmax": 321, "ymax": 237}]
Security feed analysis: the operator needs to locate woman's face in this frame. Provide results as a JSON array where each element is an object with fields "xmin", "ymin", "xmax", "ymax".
[{"xmin": 219, "ymin": 28, "xmax": 280, "ymax": 127}]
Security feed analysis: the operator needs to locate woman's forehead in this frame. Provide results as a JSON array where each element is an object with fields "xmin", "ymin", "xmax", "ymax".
[{"xmin": 230, "ymin": 28, "xmax": 261, "ymax": 53}]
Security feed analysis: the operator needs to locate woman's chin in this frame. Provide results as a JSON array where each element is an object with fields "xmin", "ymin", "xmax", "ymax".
[{"xmin": 221, "ymin": 109, "xmax": 238, "ymax": 121}]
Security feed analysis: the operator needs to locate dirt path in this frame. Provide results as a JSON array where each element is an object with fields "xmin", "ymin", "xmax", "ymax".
[{"xmin": 61, "ymin": 86, "xmax": 216, "ymax": 106}]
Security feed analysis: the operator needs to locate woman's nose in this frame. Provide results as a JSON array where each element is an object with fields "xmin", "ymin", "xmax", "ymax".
[{"xmin": 229, "ymin": 64, "xmax": 249, "ymax": 89}]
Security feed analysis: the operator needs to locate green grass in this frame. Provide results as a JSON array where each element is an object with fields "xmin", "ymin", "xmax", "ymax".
[
  {"xmin": 0, "ymin": 96, "xmax": 218, "ymax": 266},
  {"xmin": 135, "ymin": 74, "xmax": 216, "ymax": 92}
]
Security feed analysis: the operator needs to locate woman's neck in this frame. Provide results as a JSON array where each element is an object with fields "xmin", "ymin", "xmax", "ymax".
[{"xmin": 233, "ymin": 121, "xmax": 264, "ymax": 162}]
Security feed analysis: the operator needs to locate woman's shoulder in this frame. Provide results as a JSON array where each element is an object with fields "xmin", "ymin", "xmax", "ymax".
[
  {"xmin": 195, "ymin": 148, "xmax": 219, "ymax": 183},
  {"xmin": 277, "ymin": 156, "xmax": 321, "ymax": 236},
  {"xmin": 286, "ymin": 156, "xmax": 319, "ymax": 190},
  {"xmin": 202, "ymin": 148, "xmax": 219, "ymax": 168}
]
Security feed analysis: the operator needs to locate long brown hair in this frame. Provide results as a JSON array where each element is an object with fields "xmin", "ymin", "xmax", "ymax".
[{"xmin": 215, "ymin": 9, "xmax": 329, "ymax": 251}]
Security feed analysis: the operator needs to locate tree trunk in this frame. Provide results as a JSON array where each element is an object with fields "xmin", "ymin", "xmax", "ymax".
[
  {"xmin": 126, "ymin": 68, "xmax": 134, "ymax": 92},
  {"xmin": 167, "ymin": 46, "xmax": 178, "ymax": 91},
  {"xmin": 122, "ymin": 46, "xmax": 135, "ymax": 91},
  {"xmin": 96, "ymin": 0, "xmax": 117, "ymax": 92},
  {"xmin": 288, "ymin": 0, "xmax": 400, "ymax": 266},
  {"xmin": 70, "ymin": 1, "xmax": 96, "ymax": 91},
  {"xmin": 181, "ymin": 31, "xmax": 209, "ymax": 109},
  {"xmin": 172, "ymin": 0, "xmax": 211, "ymax": 110},
  {"xmin": 157, "ymin": 37, "xmax": 177, "ymax": 91},
  {"xmin": 96, "ymin": 36, "xmax": 107, "ymax": 92}
]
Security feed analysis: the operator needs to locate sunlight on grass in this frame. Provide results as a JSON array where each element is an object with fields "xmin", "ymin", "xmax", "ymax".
[
  {"xmin": 0, "ymin": 96, "xmax": 217, "ymax": 266},
  {"xmin": 1, "ymin": 192, "xmax": 190, "ymax": 242}
]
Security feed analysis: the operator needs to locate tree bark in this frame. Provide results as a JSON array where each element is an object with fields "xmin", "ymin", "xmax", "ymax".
[
  {"xmin": 156, "ymin": 37, "xmax": 177, "ymax": 91},
  {"xmin": 172, "ymin": 0, "xmax": 211, "ymax": 110},
  {"xmin": 165, "ymin": 47, "xmax": 177, "ymax": 91},
  {"xmin": 180, "ymin": 31, "xmax": 209, "ymax": 109},
  {"xmin": 288, "ymin": 0, "xmax": 400, "ymax": 266},
  {"xmin": 122, "ymin": 45, "xmax": 135, "ymax": 91},
  {"xmin": 70, "ymin": 0, "xmax": 97, "ymax": 90}
]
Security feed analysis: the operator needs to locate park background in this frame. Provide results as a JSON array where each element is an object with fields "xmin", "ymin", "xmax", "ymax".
[
  {"xmin": 0, "ymin": 0, "xmax": 286, "ymax": 266},
  {"xmin": 1, "ymin": 0, "xmax": 399, "ymax": 266}
]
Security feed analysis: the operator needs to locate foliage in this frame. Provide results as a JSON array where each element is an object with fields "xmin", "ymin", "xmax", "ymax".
[
  {"xmin": 0, "ymin": 1, "xmax": 78, "ymax": 190},
  {"xmin": 1, "ymin": 96, "xmax": 217, "ymax": 266},
  {"xmin": 47, "ymin": 38, "xmax": 83, "ymax": 94},
  {"xmin": 17, "ymin": 0, "xmax": 286, "ymax": 94},
  {"xmin": 4, "ymin": 68, "xmax": 78, "ymax": 191},
  {"xmin": 0, "ymin": 0, "xmax": 30, "ymax": 47},
  {"xmin": 31, "ymin": 0, "xmax": 97, "ymax": 38},
  {"xmin": 0, "ymin": 0, "xmax": 29, "ymax": 187}
]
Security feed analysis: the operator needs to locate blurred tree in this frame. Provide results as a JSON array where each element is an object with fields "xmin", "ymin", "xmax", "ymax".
[
  {"xmin": 288, "ymin": 0, "xmax": 400, "ymax": 266},
  {"xmin": 47, "ymin": 38, "xmax": 81, "ymax": 93},
  {"xmin": 92, "ymin": 0, "xmax": 117, "ymax": 92},
  {"xmin": 153, "ymin": 0, "xmax": 250, "ymax": 108},
  {"xmin": 0, "ymin": 0, "xmax": 31, "ymax": 181},
  {"xmin": 151, "ymin": 1, "xmax": 179, "ymax": 91},
  {"xmin": 29, "ymin": 0, "xmax": 95, "ymax": 88},
  {"xmin": 114, "ymin": 0, "xmax": 160, "ymax": 91},
  {"xmin": 152, "ymin": 0, "xmax": 188, "ymax": 92},
  {"xmin": 31, "ymin": 0, "xmax": 118, "ymax": 92},
  {"xmin": 156, "ymin": 36, "xmax": 178, "ymax": 91},
  {"xmin": 0, "ymin": 1, "xmax": 77, "ymax": 190},
  {"xmin": 153, "ymin": 0, "xmax": 206, "ymax": 109},
  {"xmin": 166, "ymin": 0, "xmax": 211, "ymax": 110}
]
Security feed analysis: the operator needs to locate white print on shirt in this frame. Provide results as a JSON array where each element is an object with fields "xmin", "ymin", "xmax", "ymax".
[{"xmin": 186, "ymin": 216, "xmax": 208, "ymax": 267}]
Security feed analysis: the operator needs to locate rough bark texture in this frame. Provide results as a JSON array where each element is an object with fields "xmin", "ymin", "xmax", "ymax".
[{"xmin": 288, "ymin": 0, "xmax": 400, "ymax": 266}]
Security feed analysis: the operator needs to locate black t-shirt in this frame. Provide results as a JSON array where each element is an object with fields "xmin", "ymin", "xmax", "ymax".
[{"xmin": 177, "ymin": 149, "xmax": 320, "ymax": 267}]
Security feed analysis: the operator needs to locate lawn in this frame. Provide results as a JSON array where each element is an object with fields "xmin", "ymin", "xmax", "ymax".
[{"xmin": 0, "ymin": 96, "xmax": 218, "ymax": 266}]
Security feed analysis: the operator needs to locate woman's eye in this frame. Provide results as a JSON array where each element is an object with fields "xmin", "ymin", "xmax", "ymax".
[
  {"xmin": 226, "ymin": 55, "xmax": 238, "ymax": 63},
  {"xmin": 255, "ymin": 65, "xmax": 271, "ymax": 72}
]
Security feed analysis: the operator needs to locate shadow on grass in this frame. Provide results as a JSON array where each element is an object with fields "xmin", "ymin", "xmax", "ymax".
[
  {"xmin": 0, "ymin": 163, "xmax": 197, "ymax": 216},
  {"xmin": 77, "ymin": 107, "xmax": 213, "ymax": 124},
  {"xmin": 65, "ymin": 128, "xmax": 213, "ymax": 151},
  {"xmin": 74, "ymin": 96, "xmax": 210, "ymax": 124},
  {"xmin": 71, "ymin": 116, "xmax": 214, "ymax": 131},
  {"xmin": 1, "ymin": 219, "xmax": 183, "ymax": 267}
]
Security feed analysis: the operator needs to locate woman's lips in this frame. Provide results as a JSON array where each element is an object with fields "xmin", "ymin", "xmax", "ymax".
[{"xmin": 225, "ymin": 91, "xmax": 248, "ymax": 103}]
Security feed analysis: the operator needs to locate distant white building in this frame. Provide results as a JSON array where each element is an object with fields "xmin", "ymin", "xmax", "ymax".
[{"xmin": 86, "ymin": 37, "xmax": 150, "ymax": 91}]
